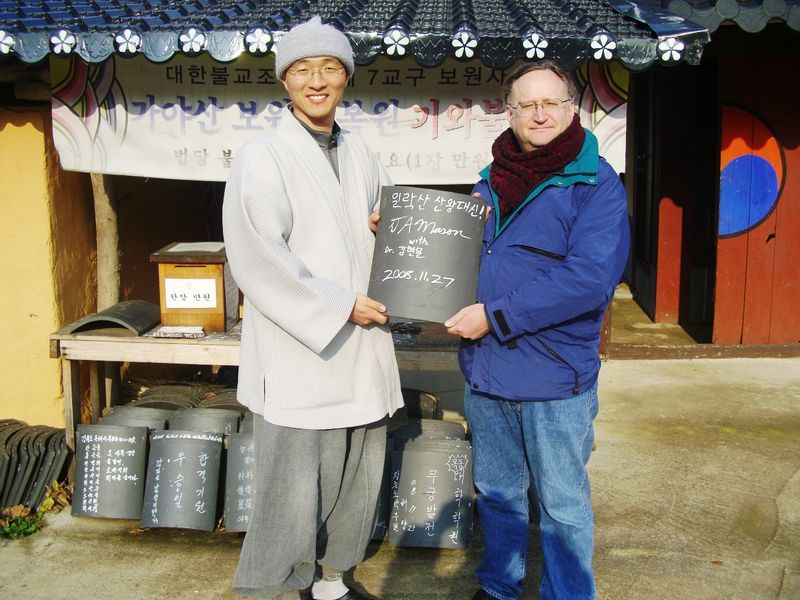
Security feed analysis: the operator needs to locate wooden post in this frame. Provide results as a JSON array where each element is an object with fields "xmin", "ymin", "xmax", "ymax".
[
  {"xmin": 90, "ymin": 173, "xmax": 121, "ymax": 409},
  {"xmin": 90, "ymin": 172, "xmax": 120, "ymax": 310},
  {"xmin": 88, "ymin": 361, "xmax": 104, "ymax": 422},
  {"xmin": 62, "ymin": 359, "xmax": 81, "ymax": 451}
]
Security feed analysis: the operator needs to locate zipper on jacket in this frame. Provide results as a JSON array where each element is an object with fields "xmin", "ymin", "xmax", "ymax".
[
  {"xmin": 518, "ymin": 245, "xmax": 566, "ymax": 261},
  {"xmin": 535, "ymin": 337, "xmax": 580, "ymax": 395}
]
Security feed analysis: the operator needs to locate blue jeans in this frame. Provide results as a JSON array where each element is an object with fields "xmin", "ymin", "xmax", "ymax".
[{"xmin": 465, "ymin": 383, "xmax": 599, "ymax": 600}]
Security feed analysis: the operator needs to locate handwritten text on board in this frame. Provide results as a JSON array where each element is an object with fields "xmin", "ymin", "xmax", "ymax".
[
  {"xmin": 368, "ymin": 186, "xmax": 485, "ymax": 323},
  {"xmin": 73, "ymin": 425, "xmax": 148, "ymax": 519}
]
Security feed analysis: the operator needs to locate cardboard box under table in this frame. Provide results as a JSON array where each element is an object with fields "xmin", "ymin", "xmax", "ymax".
[{"xmin": 150, "ymin": 242, "xmax": 238, "ymax": 333}]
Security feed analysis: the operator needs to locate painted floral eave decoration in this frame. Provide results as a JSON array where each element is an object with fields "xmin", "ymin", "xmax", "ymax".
[
  {"xmin": 0, "ymin": 27, "xmax": 708, "ymax": 69},
  {"xmin": 0, "ymin": 29, "xmax": 14, "ymax": 54}
]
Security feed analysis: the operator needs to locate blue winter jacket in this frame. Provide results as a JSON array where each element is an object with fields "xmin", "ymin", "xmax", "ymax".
[{"xmin": 459, "ymin": 130, "xmax": 630, "ymax": 401}]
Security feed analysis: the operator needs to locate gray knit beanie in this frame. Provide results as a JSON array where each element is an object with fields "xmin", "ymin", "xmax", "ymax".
[{"xmin": 275, "ymin": 16, "xmax": 355, "ymax": 79}]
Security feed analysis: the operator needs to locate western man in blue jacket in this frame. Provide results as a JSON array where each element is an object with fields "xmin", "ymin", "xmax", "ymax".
[{"xmin": 445, "ymin": 61, "xmax": 630, "ymax": 600}]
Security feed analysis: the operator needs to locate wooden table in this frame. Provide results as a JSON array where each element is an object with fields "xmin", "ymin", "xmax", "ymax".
[{"xmin": 50, "ymin": 324, "xmax": 458, "ymax": 448}]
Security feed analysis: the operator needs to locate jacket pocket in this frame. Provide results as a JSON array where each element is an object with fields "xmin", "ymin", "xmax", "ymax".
[
  {"xmin": 515, "ymin": 244, "xmax": 566, "ymax": 261},
  {"xmin": 506, "ymin": 244, "xmax": 566, "ymax": 279},
  {"xmin": 534, "ymin": 335, "xmax": 580, "ymax": 395}
]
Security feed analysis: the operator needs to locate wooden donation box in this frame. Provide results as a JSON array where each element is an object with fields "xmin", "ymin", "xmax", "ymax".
[{"xmin": 150, "ymin": 242, "xmax": 238, "ymax": 333}]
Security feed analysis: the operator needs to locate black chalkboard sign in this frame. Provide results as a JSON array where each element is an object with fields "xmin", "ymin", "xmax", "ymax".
[
  {"xmin": 223, "ymin": 433, "xmax": 255, "ymax": 532},
  {"xmin": 387, "ymin": 439, "xmax": 474, "ymax": 549},
  {"xmin": 141, "ymin": 430, "xmax": 223, "ymax": 531},
  {"xmin": 368, "ymin": 185, "xmax": 486, "ymax": 323},
  {"xmin": 72, "ymin": 424, "xmax": 148, "ymax": 519}
]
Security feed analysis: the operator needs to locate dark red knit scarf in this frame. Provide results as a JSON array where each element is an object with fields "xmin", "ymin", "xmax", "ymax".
[{"xmin": 490, "ymin": 113, "xmax": 585, "ymax": 220}]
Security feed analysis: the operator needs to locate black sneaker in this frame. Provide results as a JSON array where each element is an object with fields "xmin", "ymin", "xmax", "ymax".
[{"xmin": 471, "ymin": 590, "xmax": 495, "ymax": 600}]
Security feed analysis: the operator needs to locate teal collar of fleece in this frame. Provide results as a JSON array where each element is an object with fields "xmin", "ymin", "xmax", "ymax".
[{"xmin": 479, "ymin": 129, "xmax": 600, "ymax": 237}]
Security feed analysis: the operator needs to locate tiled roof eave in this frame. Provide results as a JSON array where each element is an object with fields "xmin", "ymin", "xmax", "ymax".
[
  {"xmin": 0, "ymin": 0, "xmax": 714, "ymax": 69},
  {"xmin": 661, "ymin": 0, "xmax": 800, "ymax": 34},
  {"xmin": 0, "ymin": 27, "xmax": 709, "ymax": 70}
]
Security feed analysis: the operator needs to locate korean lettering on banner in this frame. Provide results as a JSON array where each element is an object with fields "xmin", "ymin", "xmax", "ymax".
[{"xmin": 54, "ymin": 55, "xmax": 512, "ymax": 183}]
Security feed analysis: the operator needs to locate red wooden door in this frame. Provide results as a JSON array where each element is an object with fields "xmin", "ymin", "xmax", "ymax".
[{"xmin": 713, "ymin": 59, "xmax": 799, "ymax": 344}]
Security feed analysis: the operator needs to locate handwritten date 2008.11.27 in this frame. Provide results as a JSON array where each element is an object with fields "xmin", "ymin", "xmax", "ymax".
[{"xmin": 381, "ymin": 268, "xmax": 455, "ymax": 288}]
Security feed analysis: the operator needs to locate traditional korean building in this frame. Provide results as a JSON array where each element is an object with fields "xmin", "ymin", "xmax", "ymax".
[{"xmin": 625, "ymin": 1, "xmax": 800, "ymax": 345}]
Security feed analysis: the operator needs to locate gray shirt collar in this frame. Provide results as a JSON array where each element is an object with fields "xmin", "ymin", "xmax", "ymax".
[
  {"xmin": 289, "ymin": 105, "xmax": 341, "ymax": 181},
  {"xmin": 289, "ymin": 106, "xmax": 340, "ymax": 150}
]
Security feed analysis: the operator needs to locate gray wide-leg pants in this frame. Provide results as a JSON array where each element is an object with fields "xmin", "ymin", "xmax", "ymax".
[{"xmin": 233, "ymin": 416, "xmax": 386, "ymax": 598}]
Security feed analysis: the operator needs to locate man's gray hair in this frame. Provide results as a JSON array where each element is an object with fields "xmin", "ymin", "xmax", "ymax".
[{"xmin": 502, "ymin": 61, "xmax": 579, "ymax": 104}]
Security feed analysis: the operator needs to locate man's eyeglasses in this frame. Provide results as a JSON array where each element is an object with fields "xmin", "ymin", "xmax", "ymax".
[
  {"xmin": 286, "ymin": 66, "xmax": 346, "ymax": 81},
  {"xmin": 508, "ymin": 98, "xmax": 572, "ymax": 116}
]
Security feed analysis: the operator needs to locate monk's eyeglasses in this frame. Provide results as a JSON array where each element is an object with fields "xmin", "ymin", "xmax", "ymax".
[{"xmin": 286, "ymin": 66, "xmax": 346, "ymax": 82}]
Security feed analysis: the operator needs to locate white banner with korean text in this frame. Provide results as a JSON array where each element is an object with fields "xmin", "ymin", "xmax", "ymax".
[{"xmin": 50, "ymin": 54, "xmax": 628, "ymax": 184}]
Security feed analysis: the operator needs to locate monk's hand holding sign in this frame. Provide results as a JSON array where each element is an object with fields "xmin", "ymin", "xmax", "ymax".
[
  {"xmin": 369, "ymin": 211, "xmax": 381, "ymax": 233},
  {"xmin": 350, "ymin": 293, "xmax": 388, "ymax": 325}
]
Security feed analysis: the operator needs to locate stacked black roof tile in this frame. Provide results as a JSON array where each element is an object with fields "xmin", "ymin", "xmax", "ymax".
[{"xmin": 0, "ymin": 420, "xmax": 70, "ymax": 511}]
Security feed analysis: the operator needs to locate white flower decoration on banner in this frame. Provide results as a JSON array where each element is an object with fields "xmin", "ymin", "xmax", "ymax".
[
  {"xmin": 179, "ymin": 27, "xmax": 206, "ymax": 54},
  {"xmin": 383, "ymin": 28, "xmax": 410, "ymax": 56},
  {"xmin": 245, "ymin": 27, "xmax": 272, "ymax": 55},
  {"xmin": 51, "ymin": 29, "xmax": 76, "ymax": 54},
  {"xmin": 451, "ymin": 30, "xmax": 478, "ymax": 59},
  {"xmin": 523, "ymin": 33, "xmax": 548, "ymax": 59},
  {"xmin": 658, "ymin": 37, "xmax": 684, "ymax": 61},
  {"xmin": 115, "ymin": 28, "xmax": 141, "ymax": 54},
  {"xmin": 590, "ymin": 33, "xmax": 616, "ymax": 60},
  {"xmin": 0, "ymin": 30, "xmax": 14, "ymax": 54}
]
